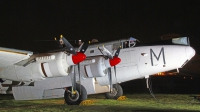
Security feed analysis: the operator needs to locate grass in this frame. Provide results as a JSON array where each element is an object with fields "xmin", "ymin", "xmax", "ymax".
[{"xmin": 0, "ymin": 94, "xmax": 200, "ymax": 112}]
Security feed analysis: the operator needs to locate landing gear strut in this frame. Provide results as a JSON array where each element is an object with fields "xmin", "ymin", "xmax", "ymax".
[
  {"xmin": 64, "ymin": 83, "xmax": 87, "ymax": 105},
  {"xmin": 105, "ymin": 84, "xmax": 123, "ymax": 99}
]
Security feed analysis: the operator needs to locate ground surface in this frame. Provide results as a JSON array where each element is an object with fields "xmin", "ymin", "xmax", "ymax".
[{"xmin": 0, "ymin": 94, "xmax": 200, "ymax": 112}]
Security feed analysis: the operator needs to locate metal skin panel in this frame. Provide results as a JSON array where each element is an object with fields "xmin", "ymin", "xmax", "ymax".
[
  {"xmin": 34, "ymin": 76, "xmax": 72, "ymax": 90},
  {"xmin": 43, "ymin": 63, "xmax": 53, "ymax": 77},
  {"xmin": 137, "ymin": 45, "xmax": 194, "ymax": 77},
  {"xmin": 48, "ymin": 52, "xmax": 70, "ymax": 77},
  {"xmin": 79, "ymin": 56, "xmax": 107, "ymax": 78},
  {"xmin": 0, "ymin": 47, "xmax": 33, "ymax": 68},
  {"xmin": 43, "ymin": 89, "xmax": 65, "ymax": 99},
  {"xmin": 0, "ymin": 63, "xmax": 45, "ymax": 82},
  {"xmin": 85, "ymin": 45, "xmax": 113, "ymax": 57},
  {"xmin": 12, "ymin": 85, "xmax": 66, "ymax": 100},
  {"xmin": 10, "ymin": 76, "xmax": 73, "ymax": 100},
  {"xmin": 0, "ymin": 37, "xmax": 196, "ymax": 100},
  {"xmin": 0, "ymin": 66, "xmax": 18, "ymax": 81},
  {"xmin": 12, "ymin": 86, "xmax": 44, "ymax": 100},
  {"xmin": 85, "ymin": 45, "xmax": 195, "ymax": 87},
  {"xmin": 85, "ymin": 65, "xmax": 93, "ymax": 77},
  {"xmin": 0, "ymin": 52, "xmax": 71, "ymax": 82},
  {"xmin": 80, "ymin": 78, "xmax": 96, "ymax": 94},
  {"xmin": 0, "ymin": 80, "xmax": 12, "ymax": 94}
]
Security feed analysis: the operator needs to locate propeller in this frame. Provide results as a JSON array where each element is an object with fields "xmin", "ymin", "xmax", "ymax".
[
  {"xmin": 98, "ymin": 46, "xmax": 121, "ymax": 92},
  {"xmin": 60, "ymin": 35, "xmax": 77, "ymax": 55},
  {"xmin": 58, "ymin": 35, "xmax": 88, "ymax": 94}
]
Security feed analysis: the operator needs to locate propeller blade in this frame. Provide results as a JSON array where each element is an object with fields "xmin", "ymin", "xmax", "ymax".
[
  {"xmin": 52, "ymin": 37, "xmax": 63, "ymax": 48},
  {"xmin": 79, "ymin": 43, "xmax": 89, "ymax": 53},
  {"xmin": 103, "ymin": 46, "xmax": 113, "ymax": 59},
  {"xmin": 98, "ymin": 45, "xmax": 113, "ymax": 59},
  {"xmin": 114, "ymin": 47, "xmax": 121, "ymax": 57},
  {"xmin": 54, "ymin": 37, "xmax": 64, "ymax": 48},
  {"xmin": 77, "ymin": 42, "xmax": 84, "ymax": 52},
  {"xmin": 61, "ymin": 36, "xmax": 76, "ymax": 55},
  {"xmin": 108, "ymin": 67, "xmax": 113, "ymax": 92}
]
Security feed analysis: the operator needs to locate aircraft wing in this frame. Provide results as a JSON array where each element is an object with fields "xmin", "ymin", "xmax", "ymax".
[{"xmin": 0, "ymin": 47, "xmax": 33, "ymax": 67}]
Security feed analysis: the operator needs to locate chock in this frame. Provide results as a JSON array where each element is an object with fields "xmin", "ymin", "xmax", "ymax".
[
  {"xmin": 80, "ymin": 100, "xmax": 94, "ymax": 105},
  {"xmin": 117, "ymin": 96, "xmax": 127, "ymax": 100}
]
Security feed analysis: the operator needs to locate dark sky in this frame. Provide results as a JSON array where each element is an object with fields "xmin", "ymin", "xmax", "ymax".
[{"xmin": 0, "ymin": 0, "xmax": 200, "ymax": 52}]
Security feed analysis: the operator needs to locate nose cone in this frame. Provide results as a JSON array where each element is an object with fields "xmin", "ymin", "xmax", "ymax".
[
  {"xmin": 72, "ymin": 52, "xmax": 86, "ymax": 64},
  {"xmin": 185, "ymin": 46, "xmax": 196, "ymax": 60}
]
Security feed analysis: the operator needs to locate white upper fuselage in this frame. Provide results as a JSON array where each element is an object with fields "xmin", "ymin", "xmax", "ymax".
[
  {"xmin": 0, "ymin": 37, "xmax": 196, "ymax": 98},
  {"xmin": 81, "ymin": 39, "xmax": 195, "ymax": 85},
  {"xmin": 0, "ymin": 38, "xmax": 196, "ymax": 84}
]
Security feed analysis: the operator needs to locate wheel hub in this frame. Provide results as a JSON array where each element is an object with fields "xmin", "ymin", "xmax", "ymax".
[
  {"xmin": 109, "ymin": 88, "xmax": 117, "ymax": 96},
  {"xmin": 68, "ymin": 90, "xmax": 80, "ymax": 101}
]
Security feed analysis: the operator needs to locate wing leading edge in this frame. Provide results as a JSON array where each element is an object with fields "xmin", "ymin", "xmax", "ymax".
[{"xmin": 0, "ymin": 47, "xmax": 33, "ymax": 68}]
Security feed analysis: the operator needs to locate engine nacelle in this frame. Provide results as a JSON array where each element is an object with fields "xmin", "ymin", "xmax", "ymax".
[
  {"xmin": 80, "ymin": 56, "xmax": 110, "ymax": 78},
  {"xmin": 0, "ymin": 52, "xmax": 72, "ymax": 82}
]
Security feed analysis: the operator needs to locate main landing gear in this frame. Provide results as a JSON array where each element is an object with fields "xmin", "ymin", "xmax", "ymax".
[
  {"xmin": 64, "ymin": 83, "xmax": 87, "ymax": 105},
  {"xmin": 105, "ymin": 84, "xmax": 123, "ymax": 99}
]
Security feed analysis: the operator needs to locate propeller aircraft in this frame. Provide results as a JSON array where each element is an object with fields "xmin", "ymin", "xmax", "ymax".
[{"xmin": 0, "ymin": 35, "xmax": 195, "ymax": 105}]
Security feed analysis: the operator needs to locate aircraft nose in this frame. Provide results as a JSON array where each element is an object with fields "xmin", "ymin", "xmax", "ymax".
[{"xmin": 185, "ymin": 46, "xmax": 195, "ymax": 60}]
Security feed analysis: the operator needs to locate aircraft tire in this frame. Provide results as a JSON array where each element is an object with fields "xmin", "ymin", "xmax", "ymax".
[
  {"xmin": 105, "ymin": 84, "xmax": 123, "ymax": 99},
  {"xmin": 64, "ymin": 83, "xmax": 87, "ymax": 105}
]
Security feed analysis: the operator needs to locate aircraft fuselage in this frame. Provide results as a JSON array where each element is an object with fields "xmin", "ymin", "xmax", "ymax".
[
  {"xmin": 0, "ymin": 37, "xmax": 196, "ymax": 101},
  {"xmin": 79, "ymin": 43, "xmax": 195, "ymax": 94}
]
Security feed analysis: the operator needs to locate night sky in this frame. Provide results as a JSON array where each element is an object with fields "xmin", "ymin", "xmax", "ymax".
[{"xmin": 0, "ymin": 1, "xmax": 200, "ymax": 52}]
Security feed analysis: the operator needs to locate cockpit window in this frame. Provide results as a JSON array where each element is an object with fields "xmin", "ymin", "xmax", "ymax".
[
  {"xmin": 123, "ymin": 41, "xmax": 129, "ymax": 48},
  {"xmin": 121, "ymin": 37, "xmax": 138, "ymax": 49}
]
